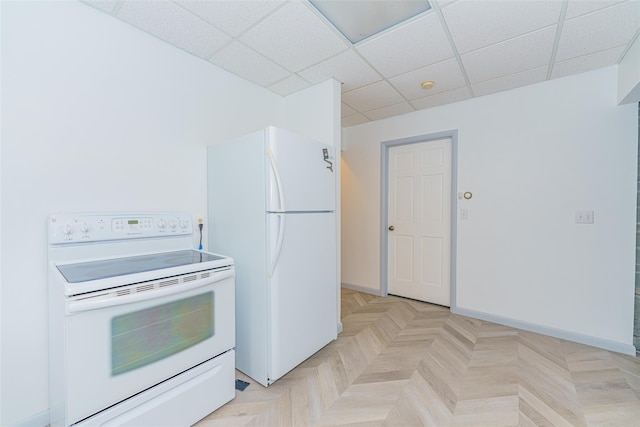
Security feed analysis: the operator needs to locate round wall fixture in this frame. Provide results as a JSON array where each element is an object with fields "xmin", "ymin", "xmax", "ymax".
[{"xmin": 463, "ymin": 192, "xmax": 472, "ymax": 199}]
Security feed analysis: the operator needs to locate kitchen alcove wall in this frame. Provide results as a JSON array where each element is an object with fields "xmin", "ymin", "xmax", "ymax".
[{"xmin": 635, "ymin": 102, "xmax": 640, "ymax": 353}]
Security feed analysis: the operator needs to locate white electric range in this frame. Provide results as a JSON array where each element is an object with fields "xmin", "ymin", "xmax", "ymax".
[{"xmin": 48, "ymin": 212, "xmax": 235, "ymax": 427}]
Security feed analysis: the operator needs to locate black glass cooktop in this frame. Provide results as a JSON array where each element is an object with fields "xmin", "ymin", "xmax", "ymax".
[{"xmin": 57, "ymin": 250, "xmax": 227, "ymax": 283}]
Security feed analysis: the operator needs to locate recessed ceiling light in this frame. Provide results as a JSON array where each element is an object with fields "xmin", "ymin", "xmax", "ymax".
[
  {"xmin": 421, "ymin": 80, "xmax": 435, "ymax": 90},
  {"xmin": 309, "ymin": 0, "xmax": 432, "ymax": 44}
]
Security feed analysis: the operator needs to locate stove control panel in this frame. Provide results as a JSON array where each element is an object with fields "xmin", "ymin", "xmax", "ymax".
[{"xmin": 49, "ymin": 213, "xmax": 192, "ymax": 244}]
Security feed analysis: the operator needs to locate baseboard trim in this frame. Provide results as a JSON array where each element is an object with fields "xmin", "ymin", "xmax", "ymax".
[
  {"xmin": 12, "ymin": 409, "xmax": 49, "ymax": 427},
  {"xmin": 341, "ymin": 282, "xmax": 384, "ymax": 296},
  {"xmin": 452, "ymin": 306, "xmax": 637, "ymax": 356}
]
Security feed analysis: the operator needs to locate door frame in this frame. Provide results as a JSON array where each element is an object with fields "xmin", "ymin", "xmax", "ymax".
[{"xmin": 380, "ymin": 130, "xmax": 458, "ymax": 308}]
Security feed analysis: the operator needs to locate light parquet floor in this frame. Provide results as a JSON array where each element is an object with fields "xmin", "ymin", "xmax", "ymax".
[{"xmin": 195, "ymin": 289, "xmax": 640, "ymax": 426}]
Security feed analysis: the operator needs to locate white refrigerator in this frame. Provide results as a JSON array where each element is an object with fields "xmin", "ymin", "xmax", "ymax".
[{"xmin": 207, "ymin": 126, "xmax": 337, "ymax": 386}]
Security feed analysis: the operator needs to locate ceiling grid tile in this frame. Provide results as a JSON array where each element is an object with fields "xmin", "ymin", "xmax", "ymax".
[
  {"xmin": 551, "ymin": 46, "xmax": 627, "ymax": 79},
  {"xmin": 472, "ymin": 67, "xmax": 548, "ymax": 97},
  {"xmin": 174, "ymin": 0, "xmax": 285, "ymax": 37},
  {"xmin": 461, "ymin": 26, "xmax": 557, "ymax": 84},
  {"xmin": 116, "ymin": 0, "xmax": 231, "ymax": 58},
  {"xmin": 356, "ymin": 12, "xmax": 454, "ymax": 78},
  {"xmin": 299, "ymin": 50, "xmax": 382, "ymax": 92},
  {"xmin": 410, "ymin": 86, "xmax": 472, "ymax": 110},
  {"xmin": 78, "ymin": 0, "xmax": 640, "ymax": 127},
  {"xmin": 363, "ymin": 102, "xmax": 416, "ymax": 121},
  {"xmin": 555, "ymin": 0, "xmax": 640, "ymax": 61},
  {"xmin": 342, "ymin": 80, "xmax": 405, "ymax": 112},
  {"xmin": 239, "ymin": 1, "xmax": 349, "ymax": 72},
  {"xmin": 389, "ymin": 58, "xmax": 466, "ymax": 100},
  {"xmin": 442, "ymin": 0, "xmax": 563, "ymax": 54},
  {"xmin": 209, "ymin": 42, "xmax": 290, "ymax": 87},
  {"xmin": 268, "ymin": 74, "xmax": 311, "ymax": 96}
]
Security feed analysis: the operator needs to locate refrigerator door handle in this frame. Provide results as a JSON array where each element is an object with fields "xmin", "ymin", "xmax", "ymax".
[
  {"xmin": 266, "ymin": 148, "xmax": 286, "ymax": 212},
  {"xmin": 268, "ymin": 213, "xmax": 286, "ymax": 277}
]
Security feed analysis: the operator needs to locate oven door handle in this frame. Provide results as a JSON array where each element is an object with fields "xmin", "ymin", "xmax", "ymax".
[{"xmin": 66, "ymin": 268, "xmax": 234, "ymax": 314}]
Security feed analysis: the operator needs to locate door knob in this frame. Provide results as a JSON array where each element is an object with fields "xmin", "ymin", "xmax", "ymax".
[{"xmin": 388, "ymin": 225, "xmax": 395, "ymax": 231}]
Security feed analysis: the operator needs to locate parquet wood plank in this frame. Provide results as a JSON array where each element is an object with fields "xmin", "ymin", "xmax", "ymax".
[{"xmin": 195, "ymin": 290, "xmax": 640, "ymax": 427}]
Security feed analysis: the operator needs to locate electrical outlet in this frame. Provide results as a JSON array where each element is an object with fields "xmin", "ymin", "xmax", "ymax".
[
  {"xmin": 575, "ymin": 209, "xmax": 594, "ymax": 224},
  {"xmin": 194, "ymin": 215, "xmax": 206, "ymax": 250}
]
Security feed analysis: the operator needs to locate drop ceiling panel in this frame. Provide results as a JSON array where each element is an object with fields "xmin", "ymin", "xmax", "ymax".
[
  {"xmin": 80, "ymin": 0, "xmax": 640, "ymax": 127},
  {"xmin": 342, "ymin": 80, "xmax": 405, "ymax": 111},
  {"xmin": 116, "ymin": 0, "xmax": 231, "ymax": 58},
  {"xmin": 299, "ymin": 50, "xmax": 381, "ymax": 91},
  {"xmin": 555, "ymin": 1, "xmax": 640, "ymax": 61},
  {"xmin": 82, "ymin": 0, "xmax": 118, "ymax": 13},
  {"xmin": 551, "ymin": 46, "xmax": 625, "ymax": 79},
  {"xmin": 175, "ymin": 0, "xmax": 284, "ymax": 37},
  {"xmin": 462, "ymin": 26, "xmax": 556, "ymax": 84},
  {"xmin": 565, "ymin": 0, "xmax": 627, "ymax": 19},
  {"xmin": 356, "ymin": 12, "xmax": 453, "ymax": 78},
  {"xmin": 209, "ymin": 42, "xmax": 290, "ymax": 86},
  {"xmin": 389, "ymin": 58, "xmax": 466, "ymax": 100},
  {"xmin": 342, "ymin": 113, "xmax": 371, "ymax": 127},
  {"xmin": 268, "ymin": 74, "xmax": 311, "ymax": 96},
  {"xmin": 364, "ymin": 102, "xmax": 415, "ymax": 121},
  {"xmin": 442, "ymin": 0, "xmax": 562, "ymax": 54},
  {"xmin": 240, "ymin": 1, "xmax": 349, "ymax": 72},
  {"xmin": 471, "ymin": 67, "xmax": 547, "ymax": 97},
  {"xmin": 341, "ymin": 103, "xmax": 357, "ymax": 118},
  {"xmin": 410, "ymin": 86, "xmax": 472, "ymax": 110}
]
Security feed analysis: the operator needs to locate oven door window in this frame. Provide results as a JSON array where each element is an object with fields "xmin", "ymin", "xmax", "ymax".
[{"xmin": 111, "ymin": 291, "xmax": 214, "ymax": 376}]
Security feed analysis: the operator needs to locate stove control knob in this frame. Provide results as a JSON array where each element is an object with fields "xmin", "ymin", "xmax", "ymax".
[
  {"xmin": 169, "ymin": 220, "xmax": 177, "ymax": 229},
  {"xmin": 180, "ymin": 220, "xmax": 189, "ymax": 229},
  {"xmin": 62, "ymin": 224, "xmax": 73, "ymax": 235},
  {"xmin": 158, "ymin": 219, "xmax": 167, "ymax": 229},
  {"xmin": 79, "ymin": 223, "xmax": 89, "ymax": 233}
]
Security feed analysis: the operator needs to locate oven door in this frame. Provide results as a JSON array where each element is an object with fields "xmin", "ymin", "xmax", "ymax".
[{"xmin": 62, "ymin": 268, "xmax": 235, "ymax": 424}]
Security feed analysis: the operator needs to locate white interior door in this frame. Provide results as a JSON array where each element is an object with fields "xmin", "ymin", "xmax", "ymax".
[{"xmin": 387, "ymin": 138, "xmax": 452, "ymax": 306}]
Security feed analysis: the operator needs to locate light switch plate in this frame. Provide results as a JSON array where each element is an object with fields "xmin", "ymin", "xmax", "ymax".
[{"xmin": 575, "ymin": 209, "xmax": 594, "ymax": 224}]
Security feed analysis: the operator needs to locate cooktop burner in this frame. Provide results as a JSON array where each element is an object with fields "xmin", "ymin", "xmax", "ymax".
[{"xmin": 57, "ymin": 250, "xmax": 227, "ymax": 283}]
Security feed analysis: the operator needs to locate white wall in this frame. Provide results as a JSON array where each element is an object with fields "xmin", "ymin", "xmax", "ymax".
[
  {"xmin": 0, "ymin": 1, "xmax": 3, "ymax": 421},
  {"xmin": 0, "ymin": 2, "xmax": 283, "ymax": 425},
  {"xmin": 283, "ymin": 79, "xmax": 342, "ymax": 147},
  {"xmin": 342, "ymin": 66, "xmax": 638, "ymax": 354}
]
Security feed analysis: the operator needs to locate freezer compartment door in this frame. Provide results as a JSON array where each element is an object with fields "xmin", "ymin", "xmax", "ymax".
[
  {"xmin": 265, "ymin": 127, "xmax": 336, "ymax": 212},
  {"xmin": 267, "ymin": 212, "xmax": 337, "ymax": 384}
]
